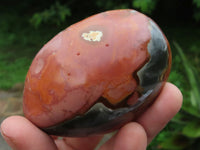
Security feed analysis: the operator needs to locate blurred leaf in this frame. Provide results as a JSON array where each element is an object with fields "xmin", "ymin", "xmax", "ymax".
[
  {"xmin": 30, "ymin": 13, "xmax": 42, "ymax": 28},
  {"xmin": 173, "ymin": 41, "xmax": 200, "ymax": 115},
  {"xmin": 194, "ymin": 11, "xmax": 200, "ymax": 21},
  {"xmin": 30, "ymin": 1, "xmax": 71, "ymax": 28},
  {"xmin": 182, "ymin": 121, "xmax": 200, "ymax": 138},
  {"xmin": 182, "ymin": 101, "xmax": 200, "ymax": 118},
  {"xmin": 171, "ymin": 111, "xmax": 189, "ymax": 124},
  {"xmin": 168, "ymin": 70, "xmax": 185, "ymax": 92},
  {"xmin": 193, "ymin": 0, "xmax": 200, "ymax": 21},
  {"xmin": 95, "ymin": 0, "xmax": 129, "ymax": 10},
  {"xmin": 132, "ymin": 0, "xmax": 158, "ymax": 14},
  {"xmin": 193, "ymin": 0, "xmax": 200, "ymax": 7},
  {"xmin": 160, "ymin": 134, "xmax": 191, "ymax": 150}
]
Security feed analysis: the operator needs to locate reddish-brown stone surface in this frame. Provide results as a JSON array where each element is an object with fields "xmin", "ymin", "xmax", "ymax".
[{"xmin": 23, "ymin": 9, "xmax": 171, "ymax": 131}]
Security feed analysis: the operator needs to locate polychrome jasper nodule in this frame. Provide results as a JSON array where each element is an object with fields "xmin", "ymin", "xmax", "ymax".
[{"xmin": 23, "ymin": 9, "xmax": 171, "ymax": 137}]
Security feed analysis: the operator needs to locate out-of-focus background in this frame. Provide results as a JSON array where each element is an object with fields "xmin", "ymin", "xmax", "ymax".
[{"xmin": 0, "ymin": 0, "xmax": 200, "ymax": 149}]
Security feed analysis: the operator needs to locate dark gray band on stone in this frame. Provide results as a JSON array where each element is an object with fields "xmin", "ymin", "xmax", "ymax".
[
  {"xmin": 137, "ymin": 20, "xmax": 169, "ymax": 93},
  {"xmin": 42, "ymin": 89, "xmax": 153, "ymax": 137}
]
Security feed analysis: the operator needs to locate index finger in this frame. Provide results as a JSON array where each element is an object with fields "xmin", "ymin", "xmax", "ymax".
[{"xmin": 137, "ymin": 82, "xmax": 183, "ymax": 144}]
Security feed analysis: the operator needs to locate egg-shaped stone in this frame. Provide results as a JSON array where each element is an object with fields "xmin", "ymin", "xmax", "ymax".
[{"xmin": 23, "ymin": 9, "xmax": 171, "ymax": 137}]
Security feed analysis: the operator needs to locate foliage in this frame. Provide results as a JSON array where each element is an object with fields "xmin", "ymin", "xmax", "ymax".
[
  {"xmin": 0, "ymin": 57, "xmax": 31, "ymax": 89},
  {"xmin": 29, "ymin": 0, "xmax": 200, "ymax": 27},
  {"xmin": 132, "ymin": 0, "xmax": 158, "ymax": 14},
  {"xmin": 95, "ymin": 0, "xmax": 130, "ymax": 10},
  {"xmin": 173, "ymin": 42, "xmax": 200, "ymax": 117},
  {"xmin": 192, "ymin": 0, "xmax": 200, "ymax": 21},
  {"xmin": 0, "ymin": 12, "xmax": 63, "ymax": 89},
  {"xmin": 193, "ymin": 0, "xmax": 200, "ymax": 7},
  {"xmin": 155, "ymin": 42, "xmax": 200, "ymax": 150},
  {"xmin": 29, "ymin": 0, "xmax": 158, "ymax": 27},
  {"xmin": 193, "ymin": 7, "xmax": 200, "ymax": 21},
  {"xmin": 30, "ymin": 1, "xmax": 71, "ymax": 28}
]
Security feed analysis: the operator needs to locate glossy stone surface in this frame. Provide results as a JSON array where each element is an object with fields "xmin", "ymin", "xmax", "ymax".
[{"xmin": 23, "ymin": 9, "xmax": 171, "ymax": 137}]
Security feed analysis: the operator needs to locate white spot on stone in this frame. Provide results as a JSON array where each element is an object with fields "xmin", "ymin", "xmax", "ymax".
[
  {"xmin": 130, "ymin": 10, "xmax": 137, "ymax": 14},
  {"xmin": 82, "ymin": 31, "xmax": 103, "ymax": 42}
]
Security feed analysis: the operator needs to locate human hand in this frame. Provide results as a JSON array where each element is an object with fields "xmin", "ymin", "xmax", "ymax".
[{"xmin": 0, "ymin": 82, "xmax": 182, "ymax": 150}]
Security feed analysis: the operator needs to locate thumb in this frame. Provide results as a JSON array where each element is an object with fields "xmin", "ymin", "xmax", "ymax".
[{"xmin": 1, "ymin": 116, "xmax": 57, "ymax": 150}]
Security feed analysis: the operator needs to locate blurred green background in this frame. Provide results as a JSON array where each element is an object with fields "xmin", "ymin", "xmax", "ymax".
[{"xmin": 0, "ymin": 0, "xmax": 200, "ymax": 149}]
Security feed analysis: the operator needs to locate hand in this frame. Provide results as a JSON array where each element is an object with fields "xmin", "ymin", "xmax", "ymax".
[{"xmin": 0, "ymin": 82, "xmax": 182, "ymax": 150}]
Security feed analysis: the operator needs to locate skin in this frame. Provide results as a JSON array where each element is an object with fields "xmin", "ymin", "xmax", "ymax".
[{"xmin": 0, "ymin": 82, "xmax": 182, "ymax": 150}]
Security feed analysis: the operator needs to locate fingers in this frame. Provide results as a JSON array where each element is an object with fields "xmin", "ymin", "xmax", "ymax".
[
  {"xmin": 137, "ymin": 82, "xmax": 183, "ymax": 144},
  {"xmin": 0, "ymin": 116, "xmax": 103, "ymax": 150},
  {"xmin": 55, "ymin": 135, "xmax": 103, "ymax": 150},
  {"xmin": 99, "ymin": 122, "xmax": 147, "ymax": 150},
  {"xmin": 0, "ymin": 82, "xmax": 182, "ymax": 150},
  {"xmin": 0, "ymin": 116, "xmax": 57, "ymax": 150}
]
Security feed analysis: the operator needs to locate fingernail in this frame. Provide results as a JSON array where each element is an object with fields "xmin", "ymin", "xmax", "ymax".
[
  {"xmin": 0, "ymin": 121, "xmax": 7, "ymax": 138},
  {"xmin": 1, "ymin": 121, "xmax": 10, "ymax": 140},
  {"xmin": 1, "ymin": 121, "xmax": 17, "ymax": 149}
]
